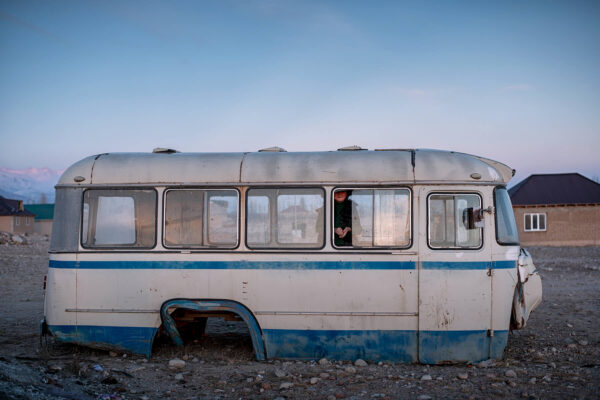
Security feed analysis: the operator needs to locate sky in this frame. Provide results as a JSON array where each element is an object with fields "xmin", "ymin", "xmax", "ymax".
[{"xmin": 1, "ymin": 0, "xmax": 599, "ymax": 185}]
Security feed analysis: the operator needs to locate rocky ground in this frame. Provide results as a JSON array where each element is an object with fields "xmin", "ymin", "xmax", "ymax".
[{"xmin": 0, "ymin": 235, "xmax": 598, "ymax": 399}]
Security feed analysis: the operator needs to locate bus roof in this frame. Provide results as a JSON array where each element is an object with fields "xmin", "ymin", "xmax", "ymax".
[{"xmin": 57, "ymin": 149, "xmax": 514, "ymax": 186}]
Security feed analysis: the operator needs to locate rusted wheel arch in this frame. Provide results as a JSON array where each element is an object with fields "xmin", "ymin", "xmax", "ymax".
[{"xmin": 159, "ymin": 299, "xmax": 266, "ymax": 360}]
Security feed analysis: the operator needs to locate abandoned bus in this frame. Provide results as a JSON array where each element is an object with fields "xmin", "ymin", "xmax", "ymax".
[{"xmin": 42, "ymin": 148, "xmax": 542, "ymax": 363}]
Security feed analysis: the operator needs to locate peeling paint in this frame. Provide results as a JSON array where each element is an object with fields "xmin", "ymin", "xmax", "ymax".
[{"xmin": 47, "ymin": 324, "xmax": 157, "ymax": 357}]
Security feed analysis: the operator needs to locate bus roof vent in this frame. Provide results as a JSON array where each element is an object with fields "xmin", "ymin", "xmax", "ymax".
[
  {"xmin": 337, "ymin": 145, "xmax": 367, "ymax": 151},
  {"xmin": 258, "ymin": 146, "xmax": 287, "ymax": 152},
  {"xmin": 152, "ymin": 147, "xmax": 180, "ymax": 154}
]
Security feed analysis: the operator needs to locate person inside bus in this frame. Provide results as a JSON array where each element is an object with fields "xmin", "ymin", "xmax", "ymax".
[{"xmin": 334, "ymin": 190, "xmax": 361, "ymax": 246}]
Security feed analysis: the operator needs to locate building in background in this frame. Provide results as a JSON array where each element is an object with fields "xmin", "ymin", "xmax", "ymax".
[
  {"xmin": 24, "ymin": 204, "xmax": 55, "ymax": 236},
  {"xmin": 0, "ymin": 196, "xmax": 36, "ymax": 234},
  {"xmin": 509, "ymin": 173, "xmax": 600, "ymax": 246}
]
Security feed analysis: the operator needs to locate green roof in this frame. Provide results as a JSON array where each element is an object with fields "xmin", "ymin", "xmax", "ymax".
[{"xmin": 24, "ymin": 204, "xmax": 54, "ymax": 220}]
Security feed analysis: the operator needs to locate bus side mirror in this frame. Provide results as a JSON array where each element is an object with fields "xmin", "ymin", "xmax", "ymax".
[
  {"xmin": 463, "ymin": 207, "xmax": 487, "ymax": 230},
  {"xmin": 463, "ymin": 208, "xmax": 476, "ymax": 230}
]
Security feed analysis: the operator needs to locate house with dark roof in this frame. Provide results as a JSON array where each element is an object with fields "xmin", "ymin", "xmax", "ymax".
[
  {"xmin": 24, "ymin": 204, "xmax": 55, "ymax": 236},
  {"xmin": 509, "ymin": 173, "xmax": 600, "ymax": 246},
  {"xmin": 0, "ymin": 196, "xmax": 36, "ymax": 234}
]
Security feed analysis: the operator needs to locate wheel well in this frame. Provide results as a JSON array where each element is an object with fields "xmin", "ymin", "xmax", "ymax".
[{"xmin": 159, "ymin": 299, "xmax": 266, "ymax": 361}]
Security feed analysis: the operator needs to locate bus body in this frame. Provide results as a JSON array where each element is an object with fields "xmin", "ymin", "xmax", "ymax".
[{"xmin": 43, "ymin": 149, "xmax": 542, "ymax": 363}]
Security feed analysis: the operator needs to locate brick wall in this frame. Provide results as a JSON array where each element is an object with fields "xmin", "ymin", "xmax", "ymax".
[
  {"xmin": 0, "ymin": 216, "xmax": 12, "ymax": 232},
  {"xmin": 34, "ymin": 220, "xmax": 53, "ymax": 236},
  {"xmin": 513, "ymin": 205, "xmax": 600, "ymax": 246},
  {"xmin": 12, "ymin": 216, "xmax": 35, "ymax": 234}
]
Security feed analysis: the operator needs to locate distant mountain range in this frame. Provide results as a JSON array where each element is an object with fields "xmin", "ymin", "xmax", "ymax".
[{"xmin": 0, "ymin": 167, "xmax": 63, "ymax": 204}]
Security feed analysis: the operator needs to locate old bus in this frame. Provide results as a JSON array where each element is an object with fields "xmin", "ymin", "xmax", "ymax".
[{"xmin": 42, "ymin": 148, "xmax": 542, "ymax": 363}]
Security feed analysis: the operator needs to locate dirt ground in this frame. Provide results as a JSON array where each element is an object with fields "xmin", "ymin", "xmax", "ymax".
[{"xmin": 0, "ymin": 236, "xmax": 598, "ymax": 400}]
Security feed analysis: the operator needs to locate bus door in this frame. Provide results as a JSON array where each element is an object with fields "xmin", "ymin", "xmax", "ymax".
[{"xmin": 418, "ymin": 188, "xmax": 492, "ymax": 363}]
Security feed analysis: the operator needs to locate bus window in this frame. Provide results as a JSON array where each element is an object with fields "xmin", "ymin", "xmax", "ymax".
[
  {"xmin": 207, "ymin": 192, "xmax": 238, "ymax": 245},
  {"xmin": 164, "ymin": 189, "xmax": 238, "ymax": 248},
  {"xmin": 494, "ymin": 187, "xmax": 519, "ymax": 245},
  {"xmin": 333, "ymin": 188, "xmax": 411, "ymax": 248},
  {"xmin": 247, "ymin": 188, "xmax": 324, "ymax": 248},
  {"xmin": 246, "ymin": 195, "xmax": 270, "ymax": 246},
  {"xmin": 82, "ymin": 189, "xmax": 156, "ymax": 248},
  {"xmin": 97, "ymin": 196, "xmax": 135, "ymax": 244},
  {"xmin": 428, "ymin": 193, "xmax": 482, "ymax": 249},
  {"xmin": 165, "ymin": 190, "xmax": 203, "ymax": 246}
]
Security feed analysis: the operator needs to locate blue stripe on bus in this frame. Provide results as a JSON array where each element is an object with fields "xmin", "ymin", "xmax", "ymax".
[
  {"xmin": 418, "ymin": 329, "xmax": 509, "ymax": 363},
  {"xmin": 47, "ymin": 324, "xmax": 509, "ymax": 363},
  {"xmin": 422, "ymin": 260, "xmax": 515, "ymax": 270},
  {"xmin": 264, "ymin": 329, "xmax": 508, "ymax": 363},
  {"xmin": 263, "ymin": 329, "xmax": 418, "ymax": 362},
  {"xmin": 493, "ymin": 260, "xmax": 517, "ymax": 269},
  {"xmin": 49, "ymin": 260, "xmax": 416, "ymax": 270},
  {"xmin": 49, "ymin": 260, "xmax": 516, "ymax": 270}
]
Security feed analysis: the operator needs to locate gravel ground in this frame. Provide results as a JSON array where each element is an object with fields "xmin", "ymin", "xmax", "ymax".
[{"xmin": 0, "ymin": 237, "xmax": 598, "ymax": 399}]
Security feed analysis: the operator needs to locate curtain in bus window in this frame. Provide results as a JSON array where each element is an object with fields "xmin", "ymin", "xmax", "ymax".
[
  {"xmin": 165, "ymin": 190, "xmax": 203, "ymax": 246},
  {"xmin": 374, "ymin": 189, "xmax": 410, "ymax": 246},
  {"xmin": 346, "ymin": 189, "xmax": 410, "ymax": 247},
  {"xmin": 349, "ymin": 190, "xmax": 371, "ymax": 247}
]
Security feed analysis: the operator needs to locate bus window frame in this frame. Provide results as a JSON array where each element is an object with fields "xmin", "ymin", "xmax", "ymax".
[
  {"xmin": 80, "ymin": 187, "xmax": 159, "ymax": 250},
  {"xmin": 426, "ymin": 191, "xmax": 484, "ymax": 251},
  {"xmin": 245, "ymin": 186, "xmax": 326, "ymax": 251},
  {"xmin": 162, "ymin": 187, "xmax": 241, "ymax": 250},
  {"xmin": 331, "ymin": 186, "xmax": 413, "ymax": 251}
]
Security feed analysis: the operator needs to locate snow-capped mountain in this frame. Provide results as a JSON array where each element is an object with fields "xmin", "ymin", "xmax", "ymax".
[{"xmin": 0, "ymin": 167, "xmax": 63, "ymax": 204}]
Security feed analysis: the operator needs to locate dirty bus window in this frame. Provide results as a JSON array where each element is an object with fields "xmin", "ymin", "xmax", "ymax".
[
  {"xmin": 207, "ymin": 192, "xmax": 238, "ymax": 245},
  {"xmin": 247, "ymin": 188, "xmax": 324, "ymax": 248},
  {"xmin": 494, "ymin": 187, "xmax": 519, "ymax": 245},
  {"xmin": 164, "ymin": 189, "xmax": 238, "ymax": 248},
  {"xmin": 246, "ymin": 195, "xmax": 270, "ymax": 246},
  {"xmin": 82, "ymin": 203, "xmax": 89, "ymax": 244},
  {"xmin": 82, "ymin": 189, "xmax": 156, "ymax": 248},
  {"xmin": 428, "ymin": 193, "xmax": 482, "ymax": 249},
  {"xmin": 333, "ymin": 189, "xmax": 411, "ymax": 248},
  {"xmin": 165, "ymin": 190, "xmax": 203, "ymax": 246}
]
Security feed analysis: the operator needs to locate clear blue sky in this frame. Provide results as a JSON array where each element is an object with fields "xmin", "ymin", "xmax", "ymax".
[{"xmin": 1, "ymin": 0, "xmax": 598, "ymax": 184}]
